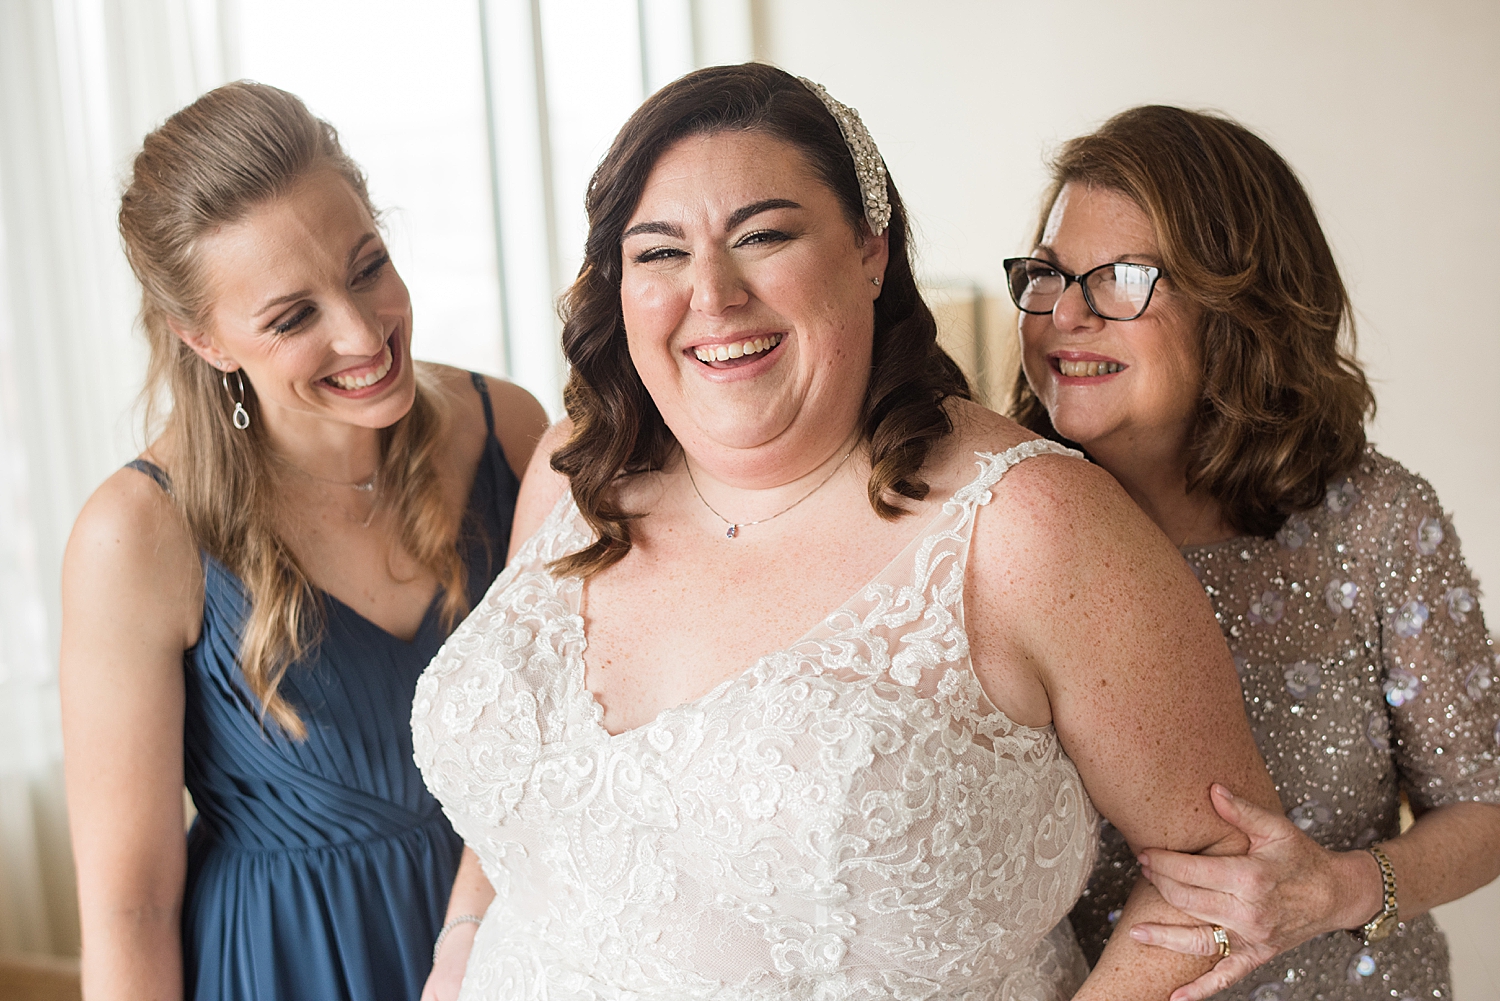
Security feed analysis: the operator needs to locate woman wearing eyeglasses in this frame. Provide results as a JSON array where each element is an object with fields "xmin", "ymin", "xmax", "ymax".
[{"xmin": 1007, "ymin": 104, "xmax": 1500, "ymax": 1001}]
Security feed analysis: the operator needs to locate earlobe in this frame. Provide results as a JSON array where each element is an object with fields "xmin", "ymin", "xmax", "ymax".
[
  {"xmin": 861, "ymin": 228, "xmax": 890, "ymax": 291},
  {"xmin": 168, "ymin": 317, "xmax": 236, "ymax": 371}
]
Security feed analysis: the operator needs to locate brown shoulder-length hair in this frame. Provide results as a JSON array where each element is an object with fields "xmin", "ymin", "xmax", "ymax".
[
  {"xmin": 1010, "ymin": 105, "xmax": 1375, "ymax": 538},
  {"xmin": 119, "ymin": 82, "xmax": 467, "ymax": 738},
  {"xmin": 552, "ymin": 63, "xmax": 970, "ymax": 577}
]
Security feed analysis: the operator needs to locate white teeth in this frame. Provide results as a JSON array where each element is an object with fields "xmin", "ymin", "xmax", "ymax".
[
  {"xmin": 327, "ymin": 342, "xmax": 393, "ymax": 390},
  {"xmin": 693, "ymin": 333, "xmax": 784, "ymax": 364},
  {"xmin": 1057, "ymin": 359, "xmax": 1124, "ymax": 377}
]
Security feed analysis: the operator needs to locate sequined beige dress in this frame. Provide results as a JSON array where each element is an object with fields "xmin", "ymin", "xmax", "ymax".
[{"xmin": 1071, "ymin": 448, "xmax": 1500, "ymax": 1000}]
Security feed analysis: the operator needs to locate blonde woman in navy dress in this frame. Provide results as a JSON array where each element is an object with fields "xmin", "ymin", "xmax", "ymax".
[{"xmin": 59, "ymin": 83, "xmax": 547, "ymax": 1000}]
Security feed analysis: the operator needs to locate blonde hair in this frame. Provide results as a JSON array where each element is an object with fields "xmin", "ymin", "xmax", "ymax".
[{"xmin": 118, "ymin": 81, "xmax": 466, "ymax": 738}]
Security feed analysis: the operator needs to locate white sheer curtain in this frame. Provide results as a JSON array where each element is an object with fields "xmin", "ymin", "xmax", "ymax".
[{"xmin": 0, "ymin": 0, "xmax": 232, "ymax": 956}]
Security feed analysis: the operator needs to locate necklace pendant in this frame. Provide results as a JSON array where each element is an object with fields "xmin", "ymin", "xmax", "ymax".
[{"xmin": 726, "ymin": 524, "xmax": 738, "ymax": 539}]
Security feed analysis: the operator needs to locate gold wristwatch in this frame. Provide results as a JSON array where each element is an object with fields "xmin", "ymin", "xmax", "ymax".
[{"xmin": 1354, "ymin": 844, "xmax": 1399, "ymax": 944}]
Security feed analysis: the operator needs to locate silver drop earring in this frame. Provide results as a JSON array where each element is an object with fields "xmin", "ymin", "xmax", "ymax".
[{"xmin": 223, "ymin": 369, "xmax": 251, "ymax": 430}]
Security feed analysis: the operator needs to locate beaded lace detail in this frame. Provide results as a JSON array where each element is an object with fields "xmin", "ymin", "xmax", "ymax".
[{"xmin": 413, "ymin": 440, "xmax": 1098, "ymax": 1000}]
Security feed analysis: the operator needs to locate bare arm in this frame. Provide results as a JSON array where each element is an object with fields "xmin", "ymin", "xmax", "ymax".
[
  {"xmin": 481, "ymin": 375, "xmax": 549, "ymax": 482},
  {"xmin": 505, "ymin": 419, "xmax": 573, "ymax": 562},
  {"xmin": 420, "ymin": 847, "xmax": 495, "ymax": 1001},
  {"xmin": 968, "ymin": 455, "xmax": 1280, "ymax": 1001},
  {"xmin": 61, "ymin": 466, "xmax": 202, "ymax": 1001}
]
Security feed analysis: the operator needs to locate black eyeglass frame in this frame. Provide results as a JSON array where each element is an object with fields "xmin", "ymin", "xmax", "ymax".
[{"xmin": 1002, "ymin": 257, "xmax": 1166, "ymax": 322}]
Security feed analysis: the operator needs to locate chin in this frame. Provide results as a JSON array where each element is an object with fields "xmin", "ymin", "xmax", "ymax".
[
  {"xmin": 1042, "ymin": 408, "xmax": 1105, "ymax": 450},
  {"xmin": 347, "ymin": 376, "xmax": 417, "ymax": 430}
]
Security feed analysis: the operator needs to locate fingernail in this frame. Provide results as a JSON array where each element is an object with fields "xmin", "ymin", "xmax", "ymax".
[
  {"xmin": 1137, "ymin": 854, "xmax": 1149, "ymax": 866},
  {"xmin": 1129, "ymin": 926, "xmax": 1149, "ymax": 942},
  {"xmin": 1214, "ymin": 783, "xmax": 1234, "ymax": 800}
]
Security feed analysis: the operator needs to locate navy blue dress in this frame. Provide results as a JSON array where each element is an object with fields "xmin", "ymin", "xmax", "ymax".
[{"xmin": 127, "ymin": 373, "xmax": 520, "ymax": 1001}]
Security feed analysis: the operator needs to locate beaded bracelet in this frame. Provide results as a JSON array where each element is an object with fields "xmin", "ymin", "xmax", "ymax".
[{"xmin": 432, "ymin": 914, "xmax": 484, "ymax": 964}]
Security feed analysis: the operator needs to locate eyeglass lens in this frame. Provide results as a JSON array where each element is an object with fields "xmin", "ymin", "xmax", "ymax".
[{"xmin": 1006, "ymin": 260, "xmax": 1158, "ymax": 321}]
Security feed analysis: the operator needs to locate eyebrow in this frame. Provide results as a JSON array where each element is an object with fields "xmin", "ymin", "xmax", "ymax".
[
  {"xmin": 1033, "ymin": 245, "xmax": 1163, "ymax": 269},
  {"xmin": 253, "ymin": 232, "xmax": 379, "ymax": 317},
  {"xmin": 620, "ymin": 198, "xmax": 803, "ymax": 242},
  {"xmin": 726, "ymin": 198, "xmax": 801, "ymax": 231}
]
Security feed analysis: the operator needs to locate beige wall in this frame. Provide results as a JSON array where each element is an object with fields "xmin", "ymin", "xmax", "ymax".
[{"xmin": 760, "ymin": 1, "xmax": 1499, "ymax": 996}]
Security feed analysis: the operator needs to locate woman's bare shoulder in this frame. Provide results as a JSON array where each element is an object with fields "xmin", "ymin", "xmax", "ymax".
[
  {"xmin": 933, "ymin": 397, "xmax": 1118, "ymax": 508},
  {"xmin": 71, "ymin": 460, "xmax": 192, "ymax": 561},
  {"xmin": 64, "ymin": 458, "xmax": 203, "ymax": 651},
  {"xmin": 507, "ymin": 418, "xmax": 575, "ymax": 560},
  {"xmin": 420, "ymin": 363, "xmax": 548, "ymax": 482},
  {"xmin": 482, "ymin": 376, "xmax": 548, "ymax": 477}
]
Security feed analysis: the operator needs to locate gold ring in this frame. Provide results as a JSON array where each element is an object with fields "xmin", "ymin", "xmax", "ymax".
[{"xmin": 1210, "ymin": 924, "xmax": 1231, "ymax": 958}]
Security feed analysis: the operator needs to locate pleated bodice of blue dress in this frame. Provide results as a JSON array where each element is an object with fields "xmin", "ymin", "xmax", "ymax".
[{"xmin": 126, "ymin": 373, "xmax": 520, "ymax": 1001}]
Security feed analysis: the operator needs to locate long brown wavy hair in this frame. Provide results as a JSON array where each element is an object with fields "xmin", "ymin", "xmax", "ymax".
[
  {"xmin": 551, "ymin": 63, "xmax": 970, "ymax": 578},
  {"xmin": 119, "ymin": 82, "xmax": 467, "ymax": 738},
  {"xmin": 1010, "ymin": 105, "xmax": 1375, "ymax": 538}
]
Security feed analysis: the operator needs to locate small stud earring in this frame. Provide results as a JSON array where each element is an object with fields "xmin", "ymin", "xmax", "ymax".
[{"xmin": 871, "ymin": 277, "xmax": 882, "ymax": 286}]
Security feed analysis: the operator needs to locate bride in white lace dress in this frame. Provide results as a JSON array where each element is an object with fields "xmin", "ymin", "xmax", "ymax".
[{"xmin": 412, "ymin": 64, "xmax": 1280, "ymax": 1001}]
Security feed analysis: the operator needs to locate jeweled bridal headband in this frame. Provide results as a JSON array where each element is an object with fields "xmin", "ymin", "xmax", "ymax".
[{"xmin": 797, "ymin": 77, "xmax": 891, "ymax": 236}]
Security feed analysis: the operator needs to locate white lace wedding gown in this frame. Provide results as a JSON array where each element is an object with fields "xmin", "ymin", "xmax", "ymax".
[{"xmin": 412, "ymin": 441, "xmax": 1099, "ymax": 1000}]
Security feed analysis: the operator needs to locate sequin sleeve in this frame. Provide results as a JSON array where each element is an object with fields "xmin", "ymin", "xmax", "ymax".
[{"xmin": 1374, "ymin": 473, "xmax": 1500, "ymax": 810}]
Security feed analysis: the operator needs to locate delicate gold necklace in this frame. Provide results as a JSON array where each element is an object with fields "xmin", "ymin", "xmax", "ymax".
[
  {"xmin": 276, "ymin": 457, "xmax": 382, "ymax": 527},
  {"xmin": 684, "ymin": 446, "xmax": 856, "ymax": 539},
  {"xmin": 287, "ymin": 466, "xmax": 379, "ymax": 492}
]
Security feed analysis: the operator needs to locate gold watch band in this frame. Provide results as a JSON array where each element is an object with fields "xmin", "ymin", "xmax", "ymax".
[{"xmin": 1356, "ymin": 844, "xmax": 1399, "ymax": 944}]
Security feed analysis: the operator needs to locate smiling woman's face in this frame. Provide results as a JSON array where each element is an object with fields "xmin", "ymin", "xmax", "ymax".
[
  {"xmin": 182, "ymin": 167, "xmax": 417, "ymax": 436},
  {"xmin": 1019, "ymin": 182, "xmax": 1203, "ymax": 462},
  {"xmin": 619, "ymin": 130, "xmax": 887, "ymax": 482}
]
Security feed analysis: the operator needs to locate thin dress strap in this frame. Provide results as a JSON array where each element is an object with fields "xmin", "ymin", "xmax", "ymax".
[
  {"xmin": 950, "ymin": 439, "xmax": 1084, "ymax": 514},
  {"xmin": 469, "ymin": 371, "xmax": 495, "ymax": 437},
  {"xmin": 125, "ymin": 458, "xmax": 173, "ymax": 495}
]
